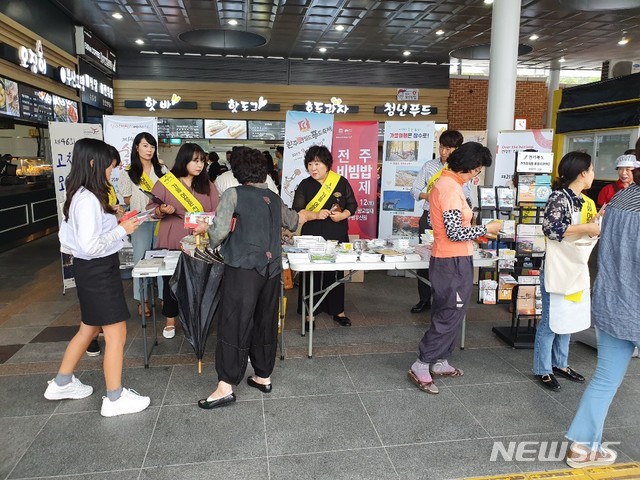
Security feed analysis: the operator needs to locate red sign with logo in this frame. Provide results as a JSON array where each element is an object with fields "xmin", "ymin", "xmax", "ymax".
[{"xmin": 332, "ymin": 121, "xmax": 379, "ymax": 239}]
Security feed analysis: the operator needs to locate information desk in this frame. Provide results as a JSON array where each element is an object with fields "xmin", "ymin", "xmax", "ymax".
[{"xmin": 289, "ymin": 255, "xmax": 496, "ymax": 358}]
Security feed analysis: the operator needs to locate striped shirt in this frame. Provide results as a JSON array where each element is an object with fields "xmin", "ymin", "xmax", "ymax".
[{"xmin": 410, "ymin": 157, "xmax": 472, "ymax": 212}]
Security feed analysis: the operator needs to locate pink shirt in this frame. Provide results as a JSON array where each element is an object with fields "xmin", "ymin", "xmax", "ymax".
[{"xmin": 150, "ymin": 180, "xmax": 219, "ymax": 250}]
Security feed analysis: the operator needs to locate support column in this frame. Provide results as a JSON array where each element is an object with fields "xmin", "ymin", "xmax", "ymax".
[
  {"xmin": 546, "ymin": 59, "xmax": 561, "ymax": 129},
  {"xmin": 484, "ymin": 0, "xmax": 522, "ymax": 186}
]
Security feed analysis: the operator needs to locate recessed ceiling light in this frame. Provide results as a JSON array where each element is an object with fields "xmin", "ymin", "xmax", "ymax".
[
  {"xmin": 112, "ymin": 12, "xmax": 123, "ymax": 20},
  {"xmin": 559, "ymin": 56, "xmax": 566, "ymax": 62},
  {"xmin": 228, "ymin": 19, "xmax": 238, "ymax": 26},
  {"xmin": 135, "ymin": 39, "xmax": 144, "ymax": 45},
  {"xmin": 335, "ymin": 25, "xmax": 345, "ymax": 31},
  {"xmin": 618, "ymin": 37, "xmax": 629, "ymax": 45},
  {"xmin": 319, "ymin": 47, "xmax": 327, "ymax": 53},
  {"xmin": 529, "ymin": 34, "xmax": 539, "ymax": 40},
  {"xmin": 436, "ymin": 30, "xmax": 445, "ymax": 35},
  {"xmin": 403, "ymin": 50, "xmax": 411, "ymax": 56}
]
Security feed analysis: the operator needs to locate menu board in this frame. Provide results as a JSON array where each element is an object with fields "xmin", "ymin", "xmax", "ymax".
[
  {"xmin": 157, "ymin": 118, "xmax": 204, "ymax": 139},
  {"xmin": 248, "ymin": 120, "xmax": 285, "ymax": 140},
  {"xmin": 0, "ymin": 77, "xmax": 21, "ymax": 118},
  {"xmin": 18, "ymin": 84, "xmax": 52, "ymax": 122},
  {"xmin": 204, "ymin": 119, "xmax": 247, "ymax": 140},
  {"xmin": 52, "ymin": 95, "xmax": 79, "ymax": 123}
]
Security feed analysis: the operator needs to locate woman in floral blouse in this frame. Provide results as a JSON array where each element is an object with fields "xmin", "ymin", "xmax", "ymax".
[{"xmin": 533, "ymin": 151, "xmax": 600, "ymax": 392}]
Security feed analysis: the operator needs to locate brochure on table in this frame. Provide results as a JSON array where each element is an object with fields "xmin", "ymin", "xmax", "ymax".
[
  {"xmin": 378, "ymin": 121, "xmax": 435, "ymax": 242},
  {"xmin": 48, "ymin": 122, "xmax": 104, "ymax": 291}
]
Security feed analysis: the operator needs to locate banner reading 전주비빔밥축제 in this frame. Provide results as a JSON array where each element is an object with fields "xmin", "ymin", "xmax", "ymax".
[
  {"xmin": 48, "ymin": 121, "xmax": 104, "ymax": 291},
  {"xmin": 378, "ymin": 121, "xmax": 435, "ymax": 243},
  {"xmin": 332, "ymin": 121, "xmax": 379, "ymax": 239},
  {"xmin": 280, "ymin": 111, "xmax": 334, "ymax": 207}
]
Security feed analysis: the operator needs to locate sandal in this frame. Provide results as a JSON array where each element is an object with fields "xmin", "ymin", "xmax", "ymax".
[
  {"xmin": 430, "ymin": 367, "xmax": 464, "ymax": 377},
  {"xmin": 163, "ymin": 326, "xmax": 176, "ymax": 339},
  {"xmin": 407, "ymin": 370, "xmax": 439, "ymax": 394},
  {"xmin": 138, "ymin": 302, "xmax": 151, "ymax": 318}
]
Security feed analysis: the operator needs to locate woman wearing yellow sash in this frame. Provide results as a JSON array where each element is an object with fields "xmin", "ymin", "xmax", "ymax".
[
  {"xmin": 119, "ymin": 132, "xmax": 167, "ymax": 319},
  {"xmin": 533, "ymin": 151, "xmax": 600, "ymax": 392},
  {"xmin": 293, "ymin": 145, "xmax": 358, "ymax": 327},
  {"xmin": 150, "ymin": 143, "xmax": 219, "ymax": 338}
]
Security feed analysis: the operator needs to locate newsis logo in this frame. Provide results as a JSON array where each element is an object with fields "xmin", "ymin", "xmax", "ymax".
[{"xmin": 489, "ymin": 441, "xmax": 620, "ymax": 462}]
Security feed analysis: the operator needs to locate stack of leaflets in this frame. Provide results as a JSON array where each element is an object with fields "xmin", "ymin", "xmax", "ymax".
[
  {"xmin": 335, "ymin": 252, "xmax": 358, "ymax": 263},
  {"xmin": 516, "ymin": 224, "xmax": 546, "ymax": 256},
  {"xmin": 479, "ymin": 279, "xmax": 498, "ymax": 304},
  {"xmin": 517, "ymin": 174, "xmax": 552, "ymax": 205},
  {"xmin": 134, "ymin": 257, "xmax": 165, "ymax": 273}
]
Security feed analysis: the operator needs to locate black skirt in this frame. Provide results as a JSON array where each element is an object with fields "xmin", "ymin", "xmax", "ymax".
[{"xmin": 74, "ymin": 253, "xmax": 130, "ymax": 326}]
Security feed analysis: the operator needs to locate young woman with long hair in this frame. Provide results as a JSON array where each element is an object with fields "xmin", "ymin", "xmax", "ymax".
[{"xmin": 46, "ymin": 138, "xmax": 151, "ymax": 417}]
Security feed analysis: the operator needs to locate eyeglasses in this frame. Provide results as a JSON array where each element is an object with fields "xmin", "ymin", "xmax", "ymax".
[{"xmin": 472, "ymin": 167, "xmax": 483, "ymax": 176}]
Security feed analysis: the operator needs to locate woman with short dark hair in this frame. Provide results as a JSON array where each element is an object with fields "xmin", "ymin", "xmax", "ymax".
[
  {"xmin": 194, "ymin": 148, "xmax": 305, "ymax": 408},
  {"xmin": 409, "ymin": 142, "xmax": 501, "ymax": 394},
  {"xmin": 149, "ymin": 143, "xmax": 219, "ymax": 338},
  {"xmin": 293, "ymin": 145, "xmax": 358, "ymax": 327},
  {"xmin": 47, "ymin": 138, "xmax": 150, "ymax": 417}
]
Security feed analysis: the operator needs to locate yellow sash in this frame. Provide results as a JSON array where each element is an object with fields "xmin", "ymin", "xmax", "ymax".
[
  {"xmin": 108, "ymin": 185, "xmax": 117, "ymax": 206},
  {"xmin": 139, "ymin": 172, "xmax": 154, "ymax": 192},
  {"xmin": 580, "ymin": 194, "xmax": 596, "ymax": 224},
  {"xmin": 426, "ymin": 165, "xmax": 447, "ymax": 196},
  {"xmin": 305, "ymin": 170, "xmax": 341, "ymax": 213},
  {"xmin": 158, "ymin": 172, "xmax": 204, "ymax": 213}
]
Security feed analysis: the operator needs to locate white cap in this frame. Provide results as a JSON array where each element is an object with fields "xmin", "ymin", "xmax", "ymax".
[{"xmin": 615, "ymin": 154, "xmax": 640, "ymax": 169}]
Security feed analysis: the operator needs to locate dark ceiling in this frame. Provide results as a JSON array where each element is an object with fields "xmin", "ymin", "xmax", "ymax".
[{"xmin": 50, "ymin": 0, "xmax": 640, "ymax": 70}]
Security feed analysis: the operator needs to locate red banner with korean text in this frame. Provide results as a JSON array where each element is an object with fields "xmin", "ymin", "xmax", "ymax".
[{"xmin": 332, "ymin": 121, "xmax": 379, "ymax": 239}]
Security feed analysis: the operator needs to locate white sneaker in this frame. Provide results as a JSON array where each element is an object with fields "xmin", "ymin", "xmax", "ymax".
[
  {"xmin": 100, "ymin": 387, "xmax": 151, "ymax": 417},
  {"xmin": 44, "ymin": 376, "xmax": 93, "ymax": 400},
  {"xmin": 162, "ymin": 326, "xmax": 176, "ymax": 339}
]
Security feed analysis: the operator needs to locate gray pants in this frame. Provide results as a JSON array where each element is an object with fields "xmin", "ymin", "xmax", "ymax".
[
  {"xmin": 416, "ymin": 210, "xmax": 431, "ymax": 303},
  {"xmin": 418, "ymin": 256, "xmax": 473, "ymax": 363}
]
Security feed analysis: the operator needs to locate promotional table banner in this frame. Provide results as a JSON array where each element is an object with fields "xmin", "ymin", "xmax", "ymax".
[
  {"xmin": 332, "ymin": 121, "xmax": 379, "ymax": 239},
  {"xmin": 378, "ymin": 121, "xmax": 435, "ymax": 242},
  {"xmin": 48, "ymin": 122, "xmax": 104, "ymax": 291},
  {"xmin": 281, "ymin": 111, "xmax": 334, "ymax": 207},
  {"xmin": 103, "ymin": 115, "xmax": 158, "ymax": 202},
  {"xmin": 492, "ymin": 129, "xmax": 554, "ymax": 187}
]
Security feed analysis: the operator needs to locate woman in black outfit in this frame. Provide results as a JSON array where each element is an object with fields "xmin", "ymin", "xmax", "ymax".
[{"xmin": 293, "ymin": 145, "xmax": 358, "ymax": 326}]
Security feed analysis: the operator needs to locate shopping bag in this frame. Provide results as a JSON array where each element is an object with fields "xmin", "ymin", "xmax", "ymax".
[{"xmin": 549, "ymin": 289, "xmax": 591, "ymax": 334}]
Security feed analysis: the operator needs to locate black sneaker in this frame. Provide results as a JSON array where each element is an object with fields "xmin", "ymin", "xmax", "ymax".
[{"xmin": 86, "ymin": 339, "xmax": 101, "ymax": 357}]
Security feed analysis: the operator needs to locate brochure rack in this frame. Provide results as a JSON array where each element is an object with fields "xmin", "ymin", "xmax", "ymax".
[{"xmin": 491, "ymin": 150, "xmax": 553, "ymax": 348}]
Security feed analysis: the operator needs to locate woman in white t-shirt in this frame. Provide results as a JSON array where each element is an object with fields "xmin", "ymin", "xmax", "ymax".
[
  {"xmin": 46, "ymin": 138, "xmax": 150, "ymax": 417},
  {"xmin": 118, "ymin": 132, "xmax": 167, "ymax": 317}
]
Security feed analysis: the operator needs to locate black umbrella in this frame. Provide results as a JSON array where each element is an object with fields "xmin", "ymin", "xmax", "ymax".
[{"xmin": 169, "ymin": 245, "xmax": 224, "ymax": 373}]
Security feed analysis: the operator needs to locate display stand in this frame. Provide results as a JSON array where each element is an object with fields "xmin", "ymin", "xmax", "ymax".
[{"xmin": 492, "ymin": 150, "xmax": 552, "ymax": 348}]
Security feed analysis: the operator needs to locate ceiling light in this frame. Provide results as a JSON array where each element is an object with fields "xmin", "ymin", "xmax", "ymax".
[
  {"xmin": 135, "ymin": 39, "xmax": 144, "ymax": 45},
  {"xmin": 484, "ymin": 0, "xmax": 494, "ymax": 4},
  {"xmin": 529, "ymin": 34, "xmax": 539, "ymax": 40},
  {"xmin": 112, "ymin": 12, "xmax": 123, "ymax": 20},
  {"xmin": 403, "ymin": 50, "xmax": 411, "ymax": 56},
  {"xmin": 436, "ymin": 29, "xmax": 444, "ymax": 35},
  {"xmin": 319, "ymin": 47, "xmax": 327, "ymax": 53},
  {"xmin": 618, "ymin": 37, "xmax": 629, "ymax": 45},
  {"xmin": 559, "ymin": 56, "xmax": 566, "ymax": 62},
  {"xmin": 228, "ymin": 19, "xmax": 238, "ymax": 26},
  {"xmin": 335, "ymin": 25, "xmax": 345, "ymax": 31}
]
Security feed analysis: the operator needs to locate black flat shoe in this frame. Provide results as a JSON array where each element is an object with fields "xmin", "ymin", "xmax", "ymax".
[
  {"xmin": 247, "ymin": 376, "xmax": 272, "ymax": 393},
  {"xmin": 333, "ymin": 315, "xmax": 351, "ymax": 327},
  {"xmin": 553, "ymin": 366, "xmax": 585, "ymax": 383},
  {"xmin": 537, "ymin": 374, "xmax": 561, "ymax": 391},
  {"xmin": 411, "ymin": 300, "xmax": 431, "ymax": 314},
  {"xmin": 198, "ymin": 392, "xmax": 236, "ymax": 409}
]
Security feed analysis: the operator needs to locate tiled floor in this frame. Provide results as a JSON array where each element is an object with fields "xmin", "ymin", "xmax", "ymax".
[{"xmin": 1, "ymin": 235, "xmax": 639, "ymax": 480}]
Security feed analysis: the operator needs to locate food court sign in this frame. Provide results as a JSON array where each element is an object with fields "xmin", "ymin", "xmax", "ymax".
[
  {"xmin": 305, "ymin": 97, "xmax": 350, "ymax": 114},
  {"xmin": 228, "ymin": 96, "xmax": 268, "ymax": 113},
  {"xmin": 19, "ymin": 40, "xmax": 47, "ymax": 75}
]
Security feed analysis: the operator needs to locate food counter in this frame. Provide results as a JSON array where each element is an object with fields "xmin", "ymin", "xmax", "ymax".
[{"xmin": 0, "ymin": 175, "xmax": 57, "ymax": 252}]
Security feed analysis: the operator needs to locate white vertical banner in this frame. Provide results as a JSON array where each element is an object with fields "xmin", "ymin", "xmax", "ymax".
[
  {"xmin": 492, "ymin": 129, "xmax": 554, "ymax": 186},
  {"xmin": 280, "ymin": 111, "xmax": 334, "ymax": 207},
  {"xmin": 48, "ymin": 122, "xmax": 103, "ymax": 291},
  {"xmin": 378, "ymin": 121, "xmax": 435, "ymax": 242},
  {"xmin": 103, "ymin": 115, "xmax": 157, "ymax": 200}
]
